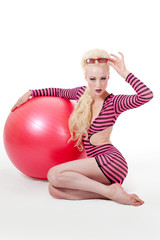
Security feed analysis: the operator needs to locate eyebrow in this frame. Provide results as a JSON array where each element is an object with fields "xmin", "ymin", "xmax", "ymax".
[{"xmin": 90, "ymin": 76, "xmax": 106, "ymax": 78}]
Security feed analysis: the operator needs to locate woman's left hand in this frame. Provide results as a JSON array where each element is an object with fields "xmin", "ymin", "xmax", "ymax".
[{"xmin": 108, "ymin": 52, "xmax": 130, "ymax": 79}]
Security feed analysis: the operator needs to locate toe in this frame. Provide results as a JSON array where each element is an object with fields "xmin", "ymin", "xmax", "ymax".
[
  {"xmin": 134, "ymin": 195, "xmax": 144, "ymax": 204},
  {"xmin": 134, "ymin": 201, "xmax": 141, "ymax": 206}
]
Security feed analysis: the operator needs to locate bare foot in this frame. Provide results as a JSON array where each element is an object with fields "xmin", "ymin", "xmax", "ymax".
[{"xmin": 108, "ymin": 183, "xmax": 144, "ymax": 206}]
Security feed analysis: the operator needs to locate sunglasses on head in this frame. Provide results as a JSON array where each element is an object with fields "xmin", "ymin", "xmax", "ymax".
[{"xmin": 85, "ymin": 58, "xmax": 109, "ymax": 64}]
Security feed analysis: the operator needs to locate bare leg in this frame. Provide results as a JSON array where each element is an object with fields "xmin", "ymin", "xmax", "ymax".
[
  {"xmin": 48, "ymin": 183, "xmax": 111, "ymax": 200},
  {"xmin": 49, "ymin": 171, "xmax": 144, "ymax": 206}
]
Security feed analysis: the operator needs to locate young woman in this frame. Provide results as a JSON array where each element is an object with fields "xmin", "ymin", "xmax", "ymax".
[{"xmin": 11, "ymin": 49, "xmax": 153, "ymax": 206}]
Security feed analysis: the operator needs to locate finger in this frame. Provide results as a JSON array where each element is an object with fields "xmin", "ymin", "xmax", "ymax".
[
  {"xmin": 16, "ymin": 99, "xmax": 24, "ymax": 106},
  {"xmin": 108, "ymin": 61, "xmax": 119, "ymax": 70},
  {"xmin": 109, "ymin": 53, "xmax": 120, "ymax": 60},
  {"xmin": 11, "ymin": 104, "xmax": 17, "ymax": 111},
  {"xmin": 16, "ymin": 102, "xmax": 22, "ymax": 107},
  {"xmin": 118, "ymin": 52, "xmax": 124, "ymax": 59},
  {"xmin": 11, "ymin": 100, "xmax": 22, "ymax": 111},
  {"xmin": 108, "ymin": 61, "xmax": 115, "ymax": 67},
  {"xmin": 108, "ymin": 56, "xmax": 117, "ymax": 62}
]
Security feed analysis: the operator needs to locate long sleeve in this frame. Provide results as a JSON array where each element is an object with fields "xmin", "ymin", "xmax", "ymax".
[
  {"xmin": 113, "ymin": 73, "xmax": 154, "ymax": 117},
  {"xmin": 30, "ymin": 86, "xmax": 86, "ymax": 101}
]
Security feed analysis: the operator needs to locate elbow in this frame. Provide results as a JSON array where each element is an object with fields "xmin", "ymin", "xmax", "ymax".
[
  {"xmin": 150, "ymin": 91, "xmax": 154, "ymax": 99},
  {"xmin": 137, "ymin": 91, "xmax": 154, "ymax": 104},
  {"xmin": 147, "ymin": 91, "xmax": 154, "ymax": 100},
  {"xmin": 143, "ymin": 91, "xmax": 154, "ymax": 101}
]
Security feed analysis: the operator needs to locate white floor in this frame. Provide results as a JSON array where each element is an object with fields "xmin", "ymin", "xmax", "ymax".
[{"xmin": 0, "ymin": 151, "xmax": 160, "ymax": 240}]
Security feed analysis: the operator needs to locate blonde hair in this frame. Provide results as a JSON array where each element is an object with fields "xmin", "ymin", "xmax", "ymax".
[{"xmin": 67, "ymin": 48, "xmax": 110, "ymax": 151}]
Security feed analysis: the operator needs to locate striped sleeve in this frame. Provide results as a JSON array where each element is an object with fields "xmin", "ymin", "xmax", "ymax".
[
  {"xmin": 30, "ymin": 86, "xmax": 86, "ymax": 100},
  {"xmin": 113, "ymin": 73, "xmax": 154, "ymax": 117}
]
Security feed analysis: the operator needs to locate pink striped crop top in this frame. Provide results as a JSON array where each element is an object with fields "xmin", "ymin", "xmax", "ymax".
[{"xmin": 31, "ymin": 73, "xmax": 154, "ymax": 156}]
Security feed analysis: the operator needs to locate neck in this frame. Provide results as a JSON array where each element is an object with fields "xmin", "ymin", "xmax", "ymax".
[{"xmin": 91, "ymin": 91, "xmax": 109, "ymax": 103}]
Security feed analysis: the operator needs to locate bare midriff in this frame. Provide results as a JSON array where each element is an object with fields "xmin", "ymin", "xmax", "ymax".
[{"xmin": 89, "ymin": 126, "xmax": 113, "ymax": 146}]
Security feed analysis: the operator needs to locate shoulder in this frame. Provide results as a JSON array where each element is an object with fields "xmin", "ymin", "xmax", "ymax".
[
  {"xmin": 104, "ymin": 93, "xmax": 115, "ymax": 102},
  {"xmin": 103, "ymin": 93, "xmax": 116, "ymax": 108}
]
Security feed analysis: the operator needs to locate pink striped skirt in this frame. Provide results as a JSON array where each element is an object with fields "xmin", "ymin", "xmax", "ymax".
[{"xmin": 94, "ymin": 144, "xmax": 128, "ymax": 185}]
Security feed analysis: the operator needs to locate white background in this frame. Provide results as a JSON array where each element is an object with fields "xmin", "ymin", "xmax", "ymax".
[{"xmin": 0, "ymin": 0, "xmax": 160, "ymax": 240}]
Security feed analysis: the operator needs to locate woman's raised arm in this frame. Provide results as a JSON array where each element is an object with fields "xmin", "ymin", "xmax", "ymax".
[
  {"xmin": 113, "ymin": 73, "xmax": 154, "ymax": 117},
  {"xmin": 108, "ymin": 52, "xmax": 153, "ymax": 116}
]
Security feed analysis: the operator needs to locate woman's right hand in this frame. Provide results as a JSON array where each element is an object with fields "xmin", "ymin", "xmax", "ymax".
[{"xmin": 11, "ymin": 90, "xmax": 32, "ymax": 111}]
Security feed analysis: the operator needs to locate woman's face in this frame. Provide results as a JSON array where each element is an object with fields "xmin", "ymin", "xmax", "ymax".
[{"xmin": 85, "ymin": 64, "xmax": 109, "ymax": 99}]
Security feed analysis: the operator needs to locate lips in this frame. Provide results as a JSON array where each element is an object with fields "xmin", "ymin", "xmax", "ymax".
[{"xmin": 96, "ymin": 89, "xmax": 102, "ymax": 93}]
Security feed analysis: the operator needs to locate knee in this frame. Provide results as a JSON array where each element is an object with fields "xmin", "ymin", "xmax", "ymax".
[
  {"xmin": 48, "ymin": 183, "xmax": 61, "ymax": 199},
  {"xmin": 47, "ymin": 166, "xmax": 66, "ymax": 187},
  {"xmin": 48, "ymin": 183, "xmax": 54, "ymax": 196},
  {"xmin": 47, "ymin": 167, "xmax": 53, "ymax": 181},
  {"xmin": 47, "ymin": 167, "xmax": 59, "ymax": 186}
]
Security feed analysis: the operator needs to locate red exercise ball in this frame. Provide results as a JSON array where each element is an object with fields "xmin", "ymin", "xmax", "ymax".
[{"xmin": 3, "ymin": 97, "xmax": 87, "ymax": 179}]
